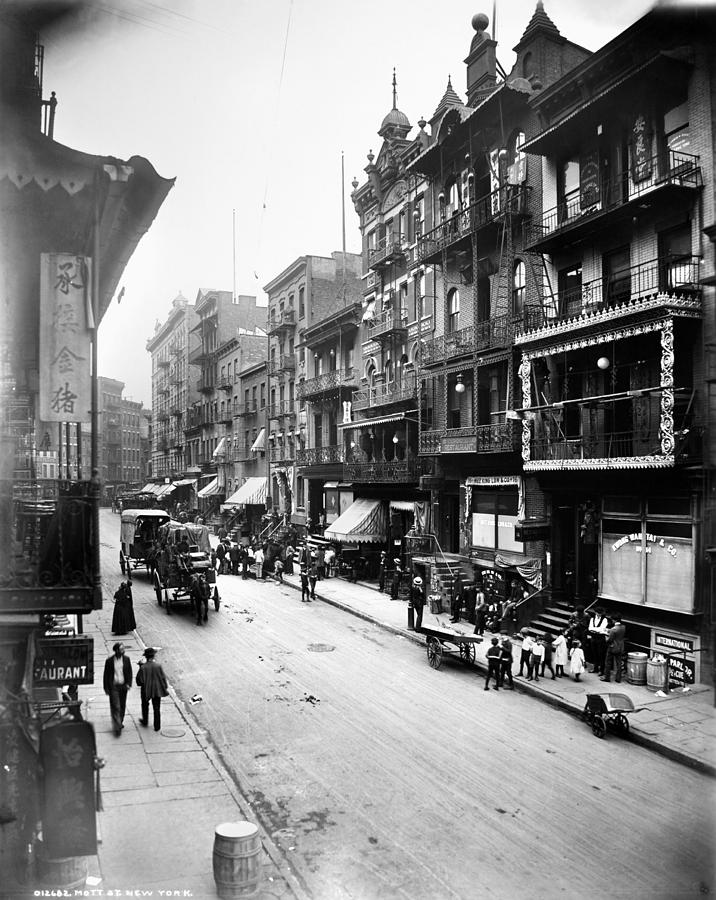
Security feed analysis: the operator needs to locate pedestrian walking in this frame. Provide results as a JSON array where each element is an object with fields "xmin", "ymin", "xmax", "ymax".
[
  {"xmin": 474, "ymin": 587, "xmax": 487, "ymax": 635},
  {"xmin": 601, "ymin": 615, "xmax": 626, "ymax": 683},
  {"xmin": 136, "ymin": 647, "xmax": 169, "ymax": 732},
  {"xmin": 111, "ymin": 580, "xmax": 136, "ymax": 635},
  {"xmin": 217, "ymin": 525, "xmax": 227, "ymax": 542},
  {"xmin": 569, "ymin": 640, "xmax": 586, "ymax": 681},
  {"xmin": 103, "ymin": 642, "xmax": 132, "ymax": 737},
  {"xmin": 499, "ymin": 635, "xmax": 514, "ymax": 689},
  {"xmin": 324, "ymin": 545, "xmax": 335, "ymax": 577},
  {"xmin": 241, "ymin": 544, "xmax": 251, "ymax": 579},
  {"xmin": 500, "ymin": 595, "xmax": 517, "ymax": 636},
  {"xmin": 300, "ymin": 567, "xmax": 311, "ymax": 602},
  {"xmin": 316, "ymin": 547, "xmax": 326, "ymax": 580},
  {"xmin": 528, "ymin": 636, "xmax": 545, "ymax": 681},
  {"xmin": 308, "ymin": 561, "xmax": 318, "ymax": 599},
  {"xmin": 254, "ymin": 545, "xmax": 264, "ymax": 581},
  {"xmin": 449, "ymin": 583, "xmax": 462, "ymax": 623},
  {"xmin": 378, "ymin": 551, "xmax": 388, "ymax": 593},
  {"xmin": 411, "ymin": 576, "xmax": 425, "ymax": 630},
  {"xmin": 517, "ymin": 630, "xmax": 534, "ymax": 676},
  {"xmin": 552, "ymin": 630, "xmax": 569, "ymax": 677},
  {"xmin": 274, "ymin": 557, "xmax": 284, "ymax": 584},
  {"xmin": 464, "ymin": 581, "xmax": 477, "ymax": 625},
  {"xmin": 284, "ymin": 544, "xmax": 295, "ymax": 576},
  {"xmin": 215, "ymin": 540, "xmax": 227, "ymax": 574},
  {"xmin": 484, "ymin": 637, "xmax": 501, "ymax": 691},
  {"xmin": 541, "ymin": 636, "xmax": 556, "ymax": 680}
]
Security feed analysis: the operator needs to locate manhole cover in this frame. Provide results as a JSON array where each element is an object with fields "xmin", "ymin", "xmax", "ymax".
[
  {"xmin": 161, "ymin": 727, "xmax": 186, "ymax": 738},
  {"xmin": 307, "ymin": 643, "xmax": 335, "ymax": 653}
]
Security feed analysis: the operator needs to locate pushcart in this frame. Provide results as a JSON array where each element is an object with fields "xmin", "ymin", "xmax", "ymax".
[
  {"xmin": 418, "ymin": 625, "xmax": 483, "ymax": 670},
  {"xmin": 582, "ymin": 693, "xmax": 642, "ymax": 739}
]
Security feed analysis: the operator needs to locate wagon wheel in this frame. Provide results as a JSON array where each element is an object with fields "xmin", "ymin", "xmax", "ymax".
[
  {"xmin": 615, "ymin": 713, "xmax": 630, "ymax": 734},
  {"xmin": 591, "ymin": 716, "xmax": 607, "ymax": 739},
  {"xmin": 154, "ymin": 572, "xmax": 163, "ymax": 606},
  {"xmin": 427, "ymin": 637, "xmax": 443, "ymax": 670},
  {"xmin": 214, "ymin": 589, "xmax": 220, "ymax": 612},
  {"xmin": 119, "ymin": 551, "xmax": 126, "ymax": 575},
  {"xmin": 459, "ymin": 641, "xmax": 476, "ymax": 666}
]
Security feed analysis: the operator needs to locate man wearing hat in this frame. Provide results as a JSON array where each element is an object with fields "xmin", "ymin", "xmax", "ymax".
[
  {"xmin": 103, "ymin": 642, "xmax": 133, "ymax": 737},
  {"xmin": 136, "ymin": 647, "xmax": 169, "ymax": 732},
  {"xmin": 411, "ymin": 576, "xmax": 425, "ymax": 630},
  {"xmin": 390, "ymin": 559, "xmax": 402, "ymax": 601}
]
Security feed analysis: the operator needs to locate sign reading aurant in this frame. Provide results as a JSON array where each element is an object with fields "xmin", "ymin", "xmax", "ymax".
[
  {"xmin": 33, "ymin": 636, "xmax": 94, "ymax": 685},
  {"xmin": 39, "ymin": 253, "xmax": 92, "ymax": 423}
]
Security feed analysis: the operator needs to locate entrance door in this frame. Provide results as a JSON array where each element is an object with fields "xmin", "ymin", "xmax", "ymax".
[{"xmin": 439, "ymin": 494, "xmax": 460, "ymax": 554}]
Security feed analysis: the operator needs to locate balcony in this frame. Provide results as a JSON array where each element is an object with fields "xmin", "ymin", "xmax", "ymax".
[
  {"xmin": 368, "ymin": 308, "xmax": 408, "ymax": 343},
  {"xmin": 417, "ymin": 185, "xmax": 531, "ymax": 265},
  {"xmin": 344, "ymin": 457, "xmax": 422, "ymax": 483},
  {"xmin": 170, "ymin": 406, "xmax": 182, "ymax": 417},
  {"xmin": 169, "ymin": 372, "xmax": 182, "ymax": 385},
  {"xmin": 217, "ymin": 408, "xmax": 233, "ymax": 424},
  {"xmin": 268, "ymin": 354, "xmax": 295, "ymax": 376},
  {"xmin": 525, "ymin": 151, "xmax": 702, "ymax": 253},
  {"xmin": 528, "ymin": 429, "xmax": 662, "ymax": 470},
  {"xmin": 156, "ymin": 385, "xmax": 169, "ymax": 395},
  {"xmin": 156, "ymin": 411, "xmax": 169, "ymax": 423},
  {"xmin": 234, "ymin": 400, "xmax": 258, "ymax": 417},
  {"xmin": 352, "ymin": 373, "xmax": 417, "ymax": 411},
  {"xmin": 232, "ymin": 443, "xmax": 253, "ymax": 462},
  {"xmin": 197, "ymin": 377, "xmax": 215, "ymax": 394},
  {"xmin": 269, "ymin": 401, "xmax": 296, "ymax": 421},
  {"xmin": 270, "ymin": 444, "xmax": 296, "ymax": 464},
  {"xmin": 421, "ymin": 316, "xmax": 512, "ymax": 365},
  {"xmin": 419, "ymin": 421, "xmax": 519, "ymax": 455},
  {"xmin": 183, "ymin": 409, "xmax": 212, "ymax": 432},
  {"xmin": 296, "ymin": 445, "xmax": 344, "ymax": 467},
  {"xmin": 217, "ymin": 378, "xmax": 233, "ymax": 392},
  {"xmin": 267, "ymin": 309, "xmax": 295, "ymax": 334},
  {"xmin": 157, "ymin": 358, "xmax": 170, "ymax": 368},
  {"xmin": 518, "ymin": 256, "xmax": 702, "ymax": 342},
  {"xmin": 297, "ymin": 370, "xmax": 356, "ymax": 401},
  {"xmin": 368, "ymin": 236, "xmax": 406, "ymax": 271}
]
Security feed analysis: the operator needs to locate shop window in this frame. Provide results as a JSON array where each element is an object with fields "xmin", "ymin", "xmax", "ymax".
[
  {"xmin": 447, "ymin": 288, "xmax": 460, "ymax": 334},
  {"xmin": 512, "ymin": 261, "xmax": 526, "ymax": 318},
  {"xmin": 470, "ymin": 489, "xmax": 522, "ymax": 552},
  {"xmin": 646, "ymin": 496, "xmax": 691, "ymax": 518}
]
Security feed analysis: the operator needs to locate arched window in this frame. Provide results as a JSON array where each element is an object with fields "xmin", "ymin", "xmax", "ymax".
[
  {"xmin": 522, "ymin": 52, "xmax": 532, "ymax": 79},
  {"xmin": 385, "ymin": 359, "xmax": 393, "ymax": 384},
  {"xmin": 447, "ymin": 288, "xmax": 460, "ymax": 334},
  {"xmin": 513, "ymin": 260, "xmax": 526, "ymax": 317}
]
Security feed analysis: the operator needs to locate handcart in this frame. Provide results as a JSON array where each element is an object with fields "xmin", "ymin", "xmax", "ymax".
[
  {"xmin": 582, "ymin": 693, "xmax": 642, "ymax": 739},
  {"xmin": 418, "ymin": 625, "xmax": 483, "ymax": 671}
]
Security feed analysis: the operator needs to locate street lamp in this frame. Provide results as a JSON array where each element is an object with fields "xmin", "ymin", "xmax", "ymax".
[{"xmin": 455, "ymin": 373, "xmax": 466, "ymax": 394}]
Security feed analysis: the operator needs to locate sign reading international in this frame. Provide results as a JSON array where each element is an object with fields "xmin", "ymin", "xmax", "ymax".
[
  {"xmin": 33, "ymin": 636, "xmax": 94, "ymax": 685},
  {"xmin": 39, "ymin": 253, "xmax": 93, "ymax": 423}
]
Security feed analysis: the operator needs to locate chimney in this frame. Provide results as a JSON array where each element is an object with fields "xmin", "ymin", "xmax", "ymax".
[{"xmin": 464, "ymin": 12, "xmax": 497, "ymax": 107}]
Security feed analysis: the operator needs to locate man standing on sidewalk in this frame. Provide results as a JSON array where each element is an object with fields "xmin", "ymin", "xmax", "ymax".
[
  {"xmin": 136, "ymin": 647, "xmax": 169, "ymax": 732},
  {"xmin": 103, "ymin": 642, "xmax": 132, "ymax": 737},
  {"xmin": 601, "ymin": 615, "xmax": 626, "ymax": 683},
  {"xmin": 484, "ymin": 638, "xmax": 501, "ymax": 691}
]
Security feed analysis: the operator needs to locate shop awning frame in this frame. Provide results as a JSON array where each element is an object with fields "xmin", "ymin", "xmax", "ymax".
[
  {"xmin": 224, "ymin": 476, "xmax": 268, "ymax": 507},
  {"xmin": 339, "ymin": 412, "xmax": 417, "ymax": 430},
  {"xmin": 251, "ymin": 428, "xmax": 266, "ymax": 452},
  {"xmin": 197, "ymin": 477, "xmax": 222, "ymax": 498},
  {"xmin": 324, "ymin": 497, "xmax": 386, "ymax": 543}
]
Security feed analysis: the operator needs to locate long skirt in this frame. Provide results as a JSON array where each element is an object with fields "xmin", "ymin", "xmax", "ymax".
[{"xmin": 112, "ymin": 598, "xmax": 136, "ymax": 634}]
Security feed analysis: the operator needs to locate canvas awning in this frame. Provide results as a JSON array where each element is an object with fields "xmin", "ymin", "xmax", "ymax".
[
  {"xmin": 155, "ymin": 483, "xmax": 175, "ymax": 498},
  {"xmin": 197, "ymin": 477, "xmax": 221, "ymax": 498},
  {"xmin": 339, "ymin": 412, "xmax": 410, "ymax": 429},
  {"xmin": 173, "ymin": 478, "xmax": 197, "ymax": 488},
  {"xmin": 251, "ymin": 428, "xmax": 266, "ymax": 453},
  {"xmin": 362, "ymin": 300, "xmax": 376, "ymax": 322},
  {"xmin": 140, "ymin": 483, "xmax": 156, "ymax": 494},
  {"xmin": 224, "ymin": 476, "xmax": 268, "ymax": 507},
  {"xmin": 389, "ymin": 500, "xmax": 415, "ymax": 512},
  {"xmin": 212, "ymin": 437, "xmax": 227, "ymax": 459},
  {"xmin": 324, "ymin": 498, "xmax": 386, "ymax": 543}
]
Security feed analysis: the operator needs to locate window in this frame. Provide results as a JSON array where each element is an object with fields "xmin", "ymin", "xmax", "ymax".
[
  {"xmin": 260, "ymin": 384, "xmax": 266, "ymax": 408},
  {"xmin": 344, "ymin": 345, "xmax": 354, "ymax": 375},
  {"xmin": 664, "ymin": 101, "xmax": 690, "ymax": 155},
  {"xmin": 296, "ymin": 475, "xmax": 304, "ymax": 508},
  {"xmin": 470, "ymin": 490, "xmax": 522, "ymax": 552},
  {"xmin": 288, "ymin": 293, "xmax": 294, "ymax": 310},
  {"xmin": 512, "ymin": 261, "xmax": 526, "ymax": 317},
  {"xmin": 659, "ymin": 224, "xmax": 692, "ymax": 291},
  {"xmin": 559, "ymin": 159, "xmax": 580, "ymax": 219},
  {"xmin": 399, "ymin": 208, "xmax": 407, "ymax": 244},
  {"xmin": 603, "ymin": 247, "xmax": 631, "ymax": 304},
  {"xmin": 314, "ymin": 413, "xmax": 322, "ymax": 448},
  {"xmin": 447, "ymin": 179, "xmax": 461, "ymax": 215},
  {"xmin": 414, "ymin": 196, "xmax": 425, "ymax": 238},
  {"xmin": 522, "ymin": 52, "xmax": 532, "ymax": 78},
  {"xmin": 558, "ymin": 265, "xmax": 582, "ymax": 316},
  {"xmin": 400, "ymin": 282, "xmax": 409, "ymax": 321},
  {"xmin": 447, "ymin": 288, "xmax": 460, "ymax": 333},
  {"xmin": 299, "ymin": 287, "xmax": 305, "ymax": 318},
  {"xmin": 418, "ymin": 272, "xmax": 427, "ymax": 319}
]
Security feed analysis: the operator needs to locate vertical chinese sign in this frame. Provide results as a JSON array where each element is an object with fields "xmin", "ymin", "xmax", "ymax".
[{"xmin": 39, "ymin": 254, "xmax": 92, "ymax": 423}]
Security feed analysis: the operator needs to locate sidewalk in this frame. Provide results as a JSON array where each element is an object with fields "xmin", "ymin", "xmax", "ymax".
[
  {"xmin": 66, "ymin": 613, "xmax": 308, "ymax": 900},
  {"xmin": 278, "ymin": 569, "xmax": 716, "ymax": 777}
]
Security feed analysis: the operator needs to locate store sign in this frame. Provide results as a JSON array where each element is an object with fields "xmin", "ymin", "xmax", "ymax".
[
  {"xmin": 611, "ymin": 532, "xmax": 678, "ymax": 557},
  {"xmin": 631, "ymin": 114, "xmax": 653, "ymax": 183},
  {"xmin": 465, "ymin": 476, "xmax": 520, "ymax": 486},
  {"xmin": 515, "ymin": 520, "xmax": 551, "ymax": 542},
  {"xmin": 33, "ymin": 636, "xmax": 94, "ymax": 685},
  {"xmin": 653, "ymin": 632, "xmax": 696, "ymax": 687}
]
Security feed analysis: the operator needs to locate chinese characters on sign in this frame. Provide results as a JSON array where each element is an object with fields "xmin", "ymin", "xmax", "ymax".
[
  {"xmin": 39, "ymin": 253, "xmax": 92, "ymax": 423},
  {"xmin": 631, "ymin": 114, "xmax": 653, "ymax": 183}
]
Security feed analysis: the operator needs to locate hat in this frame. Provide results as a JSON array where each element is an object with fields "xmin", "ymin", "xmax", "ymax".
[
  {"xmin": 143, "ymin": 647, "xmax": 156, "ymax": 658},
  {"xmin": 413, "ymin": 576, "xmax": 423, "ymax": 586}
]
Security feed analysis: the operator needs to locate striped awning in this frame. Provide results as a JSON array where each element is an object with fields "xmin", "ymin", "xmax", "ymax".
[
  {"xmin": 251, "ymin": 428, "xmax": 266, "ymax": 452},
  {"xmin": 339, "ymin": 412, "xmax": 410, "ymax": 430},
  {"xmin": 390, "ymin": 500, "xmax": 415, "ymax": 512},
  {"xmin": 155, "ymin": 483, "xmax": 175, "ymax": 498},
  {"xmin": 197, "ymin": 477, "xmax": 221, "ymax": 498},
  {"xmin": 324, "ymin": 498, "xmax": 386, "ymax": 543},
  {"xmin": 224, "ymin": 476, "xmax": 267, "ymax": 507}
]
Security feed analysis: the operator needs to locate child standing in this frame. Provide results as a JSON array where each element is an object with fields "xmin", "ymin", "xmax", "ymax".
[
  {"xmin": 541, "ymin": 636, "xmax": 556, "ymax": 680},
  {"xmin": 552, "ymin": 630, "xmax": 569, "ymax": 678},
  {"xmin": 528, "ymin": 637, "xmax": 545, "ymax": 682},
  {"xmin": 518, "ymin": 630, "xmax": 534, "ymax": 677},
  {"xmin": 569, "ymin": 639, "xmax": 586, "ymax": 681}
]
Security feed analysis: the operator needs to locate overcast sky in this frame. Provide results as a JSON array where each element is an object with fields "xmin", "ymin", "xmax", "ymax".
[{"xmin": 43, "ymin": 0, "xmax": 656, "ymax": 405}]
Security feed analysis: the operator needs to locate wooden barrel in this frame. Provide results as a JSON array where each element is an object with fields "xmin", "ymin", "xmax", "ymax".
[
  {"xmin": 646, "ymin": 657, "xmax": 667, "ymax": 692},
  {"xmin": 37, "ymin": 852, "xmax": 87, "ymax": 891},
  {"xmin": 213, "ymin": 821, "xmax": 261, "ymax": 898},
  {"xmin": 626, "ymin": 652, "xmax": 648, "ymax": 685}
]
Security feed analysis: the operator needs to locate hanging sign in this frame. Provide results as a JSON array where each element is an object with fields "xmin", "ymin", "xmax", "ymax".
[
  {"xmin": 39, "ymin": 253, "xmax": 92, "ymax": 423},
  {"xmin": 630, "ymin": 114, "xmax": 653, "ymax": 183},
  {"xmin": 33, "ymin": 636, "xmax": 94, "ymax": 685},
  {"xmin": 579, "ymin": 150, "xmax": 600, "ymax": 208}
]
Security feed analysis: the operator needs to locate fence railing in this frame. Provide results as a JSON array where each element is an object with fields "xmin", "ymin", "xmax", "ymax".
[{"xmin": 296, "ymin": 445, "xmax": 344, "ymax": 466}]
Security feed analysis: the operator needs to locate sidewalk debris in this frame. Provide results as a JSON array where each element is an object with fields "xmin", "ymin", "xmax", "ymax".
[{"xmin": 190, "ymin": 694, "xmax": 203, "ymax": 704}]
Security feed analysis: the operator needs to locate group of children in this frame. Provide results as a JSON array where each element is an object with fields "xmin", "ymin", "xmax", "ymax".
[{"xmin": 484, "ymin": 629, "xmax": 588, "ymax": 691}]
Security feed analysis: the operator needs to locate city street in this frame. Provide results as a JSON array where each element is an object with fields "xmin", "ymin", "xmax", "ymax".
[{"xmin": 99, "ymin": 510, "xmax": 715, "ymax": 900}]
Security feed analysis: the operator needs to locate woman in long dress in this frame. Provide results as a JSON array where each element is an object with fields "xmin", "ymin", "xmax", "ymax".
[
  {"xmin": 552, "ymin": 629, "xmax": 569, "ymax": 678},
  {"xmin": 112, "ymin": 581, "xmax": 137, "ymax": 635}
]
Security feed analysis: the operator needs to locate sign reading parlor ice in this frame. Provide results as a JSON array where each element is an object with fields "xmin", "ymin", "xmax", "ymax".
[{"xmin": 611, "ymin": 532, "xmax": 678, "ymax": 557}]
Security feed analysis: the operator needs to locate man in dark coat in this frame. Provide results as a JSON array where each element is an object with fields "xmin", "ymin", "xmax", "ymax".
[
  {"xmin": 390, "ymin": 559, "xmax": 402, "ymax": 600},
  {"xmin": 103, "ymin": 642, "xmax": 133, "ymax": 736},
  {"xmin": 136, "ymin": 647, "xmax": 169, "ymax": 732},
  {"xmin": 601, "ymin": 615, "xmax": 626, "ymax": 683},
  {"xmin": 300, "ymin": 567, "xmax": 311, "ymax": 602},
  {"xmin": 411, "ymin": 576, "xmax": 425, "ymax": 630},
  {"xmin": 229, "ymin": 542, "xmax": 241, "ymax": 575}
]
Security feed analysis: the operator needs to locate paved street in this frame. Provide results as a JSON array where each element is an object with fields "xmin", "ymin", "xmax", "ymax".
[{"xmin": 99, "ymin": 511, "xmax": 715, "ymax": 899}]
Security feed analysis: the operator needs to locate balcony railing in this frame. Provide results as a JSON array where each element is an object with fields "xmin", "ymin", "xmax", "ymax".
[
  {"xmin": 530, "ymin": 429, "xmax": 663, "ymax": 464},
  {"xmin": 297, "ymin": 370, "xmax": 355, "ymax": 400},
  {"xmin": 368, "ymin": 237, "xmax": 406, "ymax": 270},
  {"xmin": 344, "ymin": 457, "xmax": 422, "ymax": 483},
  {"xmin": 476, "ymin": 421, "xmax": 520, "ymax": 452},
  {"xmin": 267, "ymin": 309, "xmax": 295, "ymax": 334},
  {"xmin": 352, "ymin": 373, "xmax": 417, "ymax": 411},
  {"xmin": 368, "ymin": 308, "xmax": 409, "ymax": 342},
  {"xmin": 419, "ymin": 421, "xmax": 519, "ymax": 454},
  {"xmin": 417, "ymin": 185, "xmax": 531, "ymax": 264},
  {"xmin": 217, "ymin": 378, "xmax": 233, "ymax": 391},
  {"xmin": 234, "ymin": 400, "xmax": 257, "ymax": 417},
  {"xmin": 269, "ymin": 401, "xmax": 296, "ymax": 419},
  {"xmin": 520, "ymin": 256, "xmax": 702, "ymax": 334},
  {"xmin": 197, "ymin": 378, "xmax": 215, "ymax": 394},
  {"xmin": 296, "ymin": 445, "xmax": 344, "ymax": 467},
  {"xmin": 232, "ymin": 443, "xmax": 253, "ymax": 462},
  {"xmin": 526, "ymin": 151, "xmax": 701, "ymax": 250},
  {"xmin": 421, "ymin": 315, "xmax": 512, "ymax": 365},
  {"xmin": 268, "ymin": 354, "xmax": 296, "ymax": 376}
]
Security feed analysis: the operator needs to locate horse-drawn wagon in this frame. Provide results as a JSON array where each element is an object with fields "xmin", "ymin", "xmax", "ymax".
[
  {"xmin": 153, "ymin": 521, "xmax": 220, "ymax": 619},
  {"xmin": 119, "ymin": 509, "xmax": 170, "ymax": 576}
]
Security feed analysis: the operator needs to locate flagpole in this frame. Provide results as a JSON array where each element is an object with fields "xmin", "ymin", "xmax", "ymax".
[
  {"xmin": 233, "ymin": 208, "xmax": 237, "ymax": 304},
  {"xmin": 341, "ymin": 151, "xmax": 346, "ymax": 293}
]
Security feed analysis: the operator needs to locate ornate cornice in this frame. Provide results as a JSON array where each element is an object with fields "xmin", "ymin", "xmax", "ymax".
[
  {"xmin": 524, "ymin": 455, "xmax": 675, "ymax": 471},
  {"xmin": 521, "ymin": 318, "xmax": 667, "ymax": 361}
]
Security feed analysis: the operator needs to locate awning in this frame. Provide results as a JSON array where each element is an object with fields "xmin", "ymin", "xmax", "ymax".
[
  {"xmin": 198, "ymin": 477, "xmax": 222, "ymax": 498},
  {"xmin": 323, "ymin": 482, "xmax": 340, "ymax": 490},
  {"xmin": 224, "ymin": 476, "xmax": 268, "ymax": 507},
  {"xmin": 251, "ymin": 428, "xmax": 266, "ymax": 453},
  {"xmin": 339, "ymin": 412, "xmax": 411, "ymax": 429},
  {"xmin": 390, "ymin": 500, "xmax": 414, "ymax": 512},
  {"xmin": 173, "ymin": 478, "xmax": 197, "ymax": 488},
  {"xmin": 362, "ymin": 301, "xmax": 376, "ymax": 322},
  {"xmin": 212, "ymin": 437, "xmax": 227, "ymax": 459},
  {"xmin": 140, "ymin": 483, "xmax": 156, "ymax": 494},
  {"xmin": 155, "ymin": 484, "xmax": 176, "ymax": 498},
  {"xmin": 324, "ymin": 498, "xmax": 386, "ymax": 543}
]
